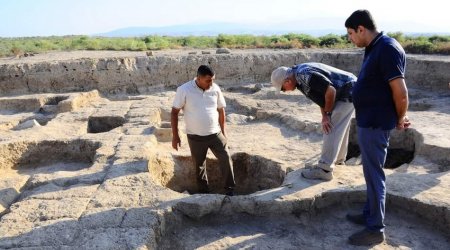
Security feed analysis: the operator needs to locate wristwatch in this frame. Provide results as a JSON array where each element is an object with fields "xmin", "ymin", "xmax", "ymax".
[{"xmin": 325, "ymin": 111, "xmax": 332, "ymax": 116}]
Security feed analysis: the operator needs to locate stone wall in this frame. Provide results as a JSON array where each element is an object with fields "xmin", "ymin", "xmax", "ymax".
[{"xmin": 1, "ymin": 50, "xmax": 449, "ymax": 96}]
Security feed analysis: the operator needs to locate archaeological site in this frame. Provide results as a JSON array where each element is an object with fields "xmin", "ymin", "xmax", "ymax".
[{"xmin": 0, "ymin": 49, "xmax": 449, "ymax": 249}]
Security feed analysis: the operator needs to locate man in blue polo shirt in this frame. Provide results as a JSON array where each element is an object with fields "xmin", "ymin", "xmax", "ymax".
[{"xmin": 345, "ymin": 9, "xmax": 410, "ymax": 246}]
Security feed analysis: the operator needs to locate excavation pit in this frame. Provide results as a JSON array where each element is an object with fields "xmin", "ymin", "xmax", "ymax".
[
  {"xmin": 87, "ymin": 116, "xmax": 125, "ymax": 133},
  {"xmin": 0, "ymin": 139, "xmax": 100, "ymax": 214},
  {"xmin": 0, "ymin": 51, "xmax": 449, "ymax": 249},
  {"xmin": 43, "ymin": 96, "xmax": 68, "ymax": 106},
  {"xmin": 0, "ymin": 139, "xmax": 100, "ymax": 171},
  {"xmin": 149, "ymin": 152, "xmax": 285, "ymax": 195},
  {"xmin": 347, "ymin": 145, "xmax": 415, "ymax": 169},
  {"xmin": 153, "ymin": 122, "xmax": 173, "ymax": 142},
  {"xmin": 158, "ymin": 202, "xmax": 450, "ymax": 250},
  {"xmin": 347, "ymin": 123, "xmax": 416, "ymax": 168},
  {"xmin": 0, "ymin": 95, "xmax": 68, "ymax": 114}
]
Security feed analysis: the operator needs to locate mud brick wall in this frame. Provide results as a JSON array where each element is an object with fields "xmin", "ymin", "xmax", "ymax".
[{"xmin": 1, "ymin": 51, "xmax": 449, "ymax": 95}]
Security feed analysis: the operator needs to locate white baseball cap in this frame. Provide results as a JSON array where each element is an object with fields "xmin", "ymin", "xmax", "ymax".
[{"xmin": 271, "ymin": 66, "xmax": 289, "ymax": 90}]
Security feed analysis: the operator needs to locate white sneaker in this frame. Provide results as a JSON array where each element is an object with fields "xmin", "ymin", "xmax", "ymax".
[
  {"xmin": 301, "ymin": 167, "xmax": 333, "ymax": 181},
  {"xmin": 335, "ymin": 161, "xmax": 346, "ymax": 166}
]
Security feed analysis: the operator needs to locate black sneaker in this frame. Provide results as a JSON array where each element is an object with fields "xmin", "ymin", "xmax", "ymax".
[
  {"xmin": 225, "ymin": 187, "xmax": 234, "ymax": 196},
  {"xmin": 346, "ymin": 213, "xmax": 366, "ymax": 225},
  {"xmin": 348, "ymin": 229, "xmax": 385, "ymax": 246},
  {"xmin": 198, "ymin": 180, "xmax": 209, "ymax": 194}
]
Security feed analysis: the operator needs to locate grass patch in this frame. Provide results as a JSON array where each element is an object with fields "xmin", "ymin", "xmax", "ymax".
[{"xmin": 1, "ymin": 33, "xmax": 449, "ymax": 57}]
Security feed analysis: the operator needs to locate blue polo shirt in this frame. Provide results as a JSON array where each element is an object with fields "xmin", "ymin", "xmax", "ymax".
[{"xmin": 352, "ymin": 32, "xmax": 406, "ymax": 130}]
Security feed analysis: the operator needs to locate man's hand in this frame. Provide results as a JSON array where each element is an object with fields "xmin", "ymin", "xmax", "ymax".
[
  {"xmin": 171, "ymin": 107, "xmax": 181, "ymax": 150},
  {"xmin": 172, "ymin": 135, "xmax": 181, "ymax": 150},
  {"xmin": 322, "ymin": 115, "xmax": 333, "ymax": 134},
  {"xmin": 396, "ymin": 115, "xmax": 411, "ymax": 130},
  {"xmin": 389, "ymin": 78, "xmax": 409, "ymax": 130}
]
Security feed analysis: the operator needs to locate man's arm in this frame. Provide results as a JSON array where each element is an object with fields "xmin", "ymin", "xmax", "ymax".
[
  {"xmin": 322, "ymin": 85, "xmax": 336, "ymax": 114},
  {"xmin": 389, "ymin": 77, "xmax": 410, "ymax": 129},
  {"xmin": 321, "ymin": 85, "xmax": 336, "ymax": 134},
  {"xmin": 171, "ymin": 108, "xmax": 181, "ymax": 150},
  {"xmin": 217, "ymin": 107, "xmax": 226, "ymax": 137}
]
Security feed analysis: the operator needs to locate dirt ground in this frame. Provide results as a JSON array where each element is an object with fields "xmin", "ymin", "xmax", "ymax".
[{"xmin": 0, "ymin": 51, "xmax": 449, "ymax": 249}]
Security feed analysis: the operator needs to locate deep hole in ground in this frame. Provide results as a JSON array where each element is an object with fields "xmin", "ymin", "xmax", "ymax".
[
  {"xmin": 149, "ymin": 152, "xmax": 285, "ymax": 195},
  {"xmin": 346, "ymin": 144, "xmax": 415, "ymax": 169},
  {"xmin": 158, "ymin": 201, "xmax": 450, "ymax": 250},
  {"xmin": 44, "ymin": 96, "xmax": 68, "ymax": 105},
  {"xmin": 346, "ymin": 122, "xmax": 416, "ymax": 168},
  {"xmin": 87, "ymin": 116, "xmax": 125, "ymax": 133}
]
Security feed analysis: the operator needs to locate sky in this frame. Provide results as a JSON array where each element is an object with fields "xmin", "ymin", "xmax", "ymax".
[{"xmin": 1, "ymin": 0, "xmax": 449, "ymax": 37}]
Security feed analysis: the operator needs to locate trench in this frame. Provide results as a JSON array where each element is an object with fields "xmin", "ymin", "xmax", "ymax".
[
  {"xmin": 87, "ymin": 116, "xmax": 125, "ymax": 133},
  {"xmin": 148, "ymin": 152, "xmax": 285, "ymax": 195},
  {"xmin": 346, "ymin": 122, "xmax": 416, "ymax": 168},
  {"xmin": 0, "ymin": 139, "xmax": 100, "ymax": 216},
  {"xmin": 157, "ymin": 194, "xmax": 450, "ymax": 250}
]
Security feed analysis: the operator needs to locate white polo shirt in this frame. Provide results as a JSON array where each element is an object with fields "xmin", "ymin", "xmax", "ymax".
[{"xmin": 172, "ymin": 79, "xmax": 226, "ymax": 136}]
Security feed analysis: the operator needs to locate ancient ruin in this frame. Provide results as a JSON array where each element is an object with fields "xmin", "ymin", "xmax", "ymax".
[{"xmin": 0, "ymin": 49, "xmax": 449, "ymax": 249}]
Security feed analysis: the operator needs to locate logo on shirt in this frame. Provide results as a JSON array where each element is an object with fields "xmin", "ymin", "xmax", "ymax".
[{"xmin": 297, "ymin": 68, "xmax": 312, "ymax": 95}]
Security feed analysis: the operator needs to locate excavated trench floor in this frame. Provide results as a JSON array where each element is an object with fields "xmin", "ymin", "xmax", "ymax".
[
  {"xmin": 159, "ymin": 204, "xmax": 449, "ymax": 250},
  {"xmin": 0, "ymin": 86, "xmax": 449, "ymax": 249}
]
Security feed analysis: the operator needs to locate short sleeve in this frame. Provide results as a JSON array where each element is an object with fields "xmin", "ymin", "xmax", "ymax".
[
  {"xmin": 380, "ymin": 44, "xmax": 406, "ymax": 82},
  {"xmin": 172, "ymin": 86, "xmax": 186, "ymax": 109},
  {"xmin": 216, "ymin": 87, "xmax": 226, "ymax": 109},
  {"xmin": 309, "ymin": 72, "xmax": 331, "ymax": 95}
]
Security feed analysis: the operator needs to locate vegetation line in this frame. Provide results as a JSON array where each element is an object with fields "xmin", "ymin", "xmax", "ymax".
[{"xmin": 1, "ymin": 32, "xmax": 449, "ymax": 57}]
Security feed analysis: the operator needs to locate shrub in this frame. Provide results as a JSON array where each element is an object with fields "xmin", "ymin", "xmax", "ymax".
[
  {"xmin": 144, "ymin": 36, "xmax": 171, "ymax": 50},
  {"xmin": 217, "ymin": 34, "xmax": 236, "ymax": 48},
  {"xmin": 433, "ymin": 42, "xmax": 450, "ymax": 55},
  {"xmin": 1, "ymin": 33, "xmax": 449, "ymax": 57},
  {"xmin": 388, "ymin": 32, "xmax": 405, "ymax": 43},
  {"xmin": 319, "ymin": 34, "xmax": 344, "ymax": 47},
  {"xmin": 181, "ymin": 36, "xmax": 215, "ymax": 48},
  {"xmin": 404, "ymin": 40, "xmax": 435, "ymax": 54},
  {"xmin": 282, "ymin": 33, "xmax": 320, "ymax": 48},
  {"xmin": 10, "ymin": 46, "xmax": 23, "ymax": 56},
  {"xmin": 429, "ymin": 35, "xmax": 450, "ymax": 43},
  {"xmin": 300, "ymin": 36, "xmax": 320, "ymax": 48}
]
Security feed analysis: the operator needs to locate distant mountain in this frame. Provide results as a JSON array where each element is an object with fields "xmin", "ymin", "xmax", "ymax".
[
  {"xmin": 95, "ymin": 20, "xmax": 347, "ymax": 37},
  {"xmin": 95, "ymin": 19, "xmax": 449, "ymax": 37}
]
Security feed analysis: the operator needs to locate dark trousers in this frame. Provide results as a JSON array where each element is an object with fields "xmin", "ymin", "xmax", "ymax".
[
  {"xmin": 187, "ymin": 132, "xmax": 235, "ymax": 191},
  {"xmin": 357, "ymin": 126, "xmax": 390, "ymax": 232}
]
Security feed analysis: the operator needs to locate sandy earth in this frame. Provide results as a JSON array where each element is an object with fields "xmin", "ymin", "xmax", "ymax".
[{"xmin": 0, "ymin": 51, "xmax": 449, "ymax": 249}]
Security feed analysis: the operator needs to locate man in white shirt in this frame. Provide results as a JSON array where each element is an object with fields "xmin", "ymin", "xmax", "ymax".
[{"xmin": 171, "ymin": 65, "xmax": 235, "ymax": 195}]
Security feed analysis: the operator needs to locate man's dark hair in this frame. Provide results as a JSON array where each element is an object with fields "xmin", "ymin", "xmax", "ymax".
[
  {"xmin": 197, "ymin": 65, "xmax": 215, "ymax": 77},
  {"xmin": 345, "ymin": 9, "xmax": 377, "ymax": 31}
]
